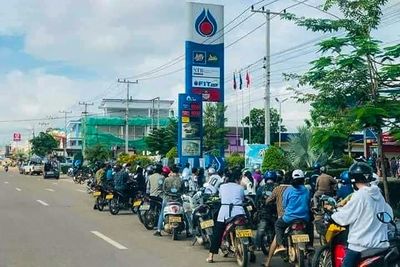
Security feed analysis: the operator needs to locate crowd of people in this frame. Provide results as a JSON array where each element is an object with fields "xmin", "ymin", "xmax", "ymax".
[{"xmin": 89, "ymin": 158, "xmax": 393, "ymax": 267}]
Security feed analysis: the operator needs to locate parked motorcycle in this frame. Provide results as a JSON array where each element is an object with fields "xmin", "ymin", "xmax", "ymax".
[
  {"xmin": 162, "ymin": 193, "xmax": 186, "ymax": 240},
  {"xmin": 138, "ymin": 195, "xmax": 163, "ymax": 230},
  {"xmin": 219, "ymin": 213, "xmax": 256, "ymax": 267},
  {"xmin": 108, "ymin": 181, "xmax": 139, "ymax": 215},
  {"xmin": 93, "ymin": 184, "xmax": 112, "ymax": 211}
]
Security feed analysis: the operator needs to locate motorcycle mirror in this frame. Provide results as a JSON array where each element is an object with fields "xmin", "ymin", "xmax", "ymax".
[{"xmin": 377, "ymin": 212, "xmax": 393, "ymax": 224}]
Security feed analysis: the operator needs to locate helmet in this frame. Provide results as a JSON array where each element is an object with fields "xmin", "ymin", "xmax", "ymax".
[
  {"xmin": 340, "ymin": 171, "xmax": 350, "ymax": 184},
  {"xmin": 371, "ymin": 173, "xmax": 379, "ymax": 186},
  {"xmin": 264, "ymin": 171, "xmax": 277, "ymax": 182},
  {"xmin": 349, "ymin": 162, "xmax": 373, "ymax": 184},
  {"xmin": 253, "ymin": 164, "xmax": 260, "ymax": 170},
  {"xmin": 162, "ymin": 166, "xmax": 171, "ymax": 176},
  {"xmin": 292, "ymin": 169, "xmax": 305, "ymax": 179},
  {"xmin": 313, "ymin": 163, "xmax": 321, "ymax": 171},
  {"xmin": 208, "ymin": 168, "xmax": 216, "ymax": 174}
]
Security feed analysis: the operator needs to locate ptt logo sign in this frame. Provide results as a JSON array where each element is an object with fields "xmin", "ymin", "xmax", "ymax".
[
  {"xmin": 193, "ymin": 51, "xmax": 206, "ymax": 64},
  {"xmin": 192, "ymin": 77, "xmax": 220, "ymax": 89},
  {"xmin": 186, "ymin": 95, "xmax": 200, "ymax": 102}
]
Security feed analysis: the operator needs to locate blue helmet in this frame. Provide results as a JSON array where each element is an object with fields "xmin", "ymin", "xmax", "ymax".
[
  {"xmin": 264, "ymin": 171, "xmax": 277, "ymax": 182},
  {"xmin": 340, "ymin": 171, "xmax": 350, "ymax": 184},
  {"xmin": 313, "ymin": 163, "xmax": 322, "ymax": 170}
]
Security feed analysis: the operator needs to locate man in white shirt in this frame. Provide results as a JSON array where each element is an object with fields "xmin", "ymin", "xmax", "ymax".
[
  {"xmin": 331, "ymin": 162, "xmax": 393, "ymax": 267},
  {"xmin": 203, "ymin": 168, "xmax": 223, "ymax": 195}
]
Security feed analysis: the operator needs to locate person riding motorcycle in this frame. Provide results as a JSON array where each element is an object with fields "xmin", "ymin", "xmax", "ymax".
[
  {"xmin": 336, "ymin": 171, "xmax": 353, "ymax": 200},
  {"xmin": 274, "ymin": 169, "xmax": 312, "ymax": 254},
  {"xmin": 206, "ymin": 167, "xmax": 245, "ymax": 263},
  {"xmin": 161, "ymin": 166, "xmax": 171, "ymax": 178},
  {"xmin": 241, "ymin": 170, "xmax": 256, "ymax": 196},
  {"xmin": 331, "ymin": 162, "xmax": 393, "ymax": 267},
  {"xmin": 148, "ymin": 164, "xmax": 165, "ymax": 197},
  {"xmin": 154, "ymin": 165, "xmax": 192, "ymax": 237},
  {"xmin": 113, "ymin": 165, "xmax": 129, "ymax": 194},
  {"xmin": 95, "ymin": 163, "xmax": 107, "ymax": 186},
  {"xmin": 256, "ymin": 171, "xmax": 277, "ymax": 204},
  {"xmin": 309, "ymin": 163, "xmax": 321, "ymax": 193},
  {"xmin": 203, "ymin": 168, "xmax": 223, "ymax": 196},
  {"xmin": 313, "ymin": 166, "xmax": 337, "ymax": 208}
]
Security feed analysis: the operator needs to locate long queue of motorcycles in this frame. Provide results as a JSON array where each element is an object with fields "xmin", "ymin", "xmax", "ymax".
[{"xmin": 86, "ymin": 175, "xmax": 315, "ymax": 267}]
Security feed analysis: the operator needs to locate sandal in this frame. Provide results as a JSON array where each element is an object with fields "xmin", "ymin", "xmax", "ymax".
[{"xmin": 206, "ymin": 258, "xmax": 214, "ymax": 263}]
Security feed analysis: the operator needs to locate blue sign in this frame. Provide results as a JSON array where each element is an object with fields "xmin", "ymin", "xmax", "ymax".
[
  {"xmin": 205, "ymin": 155, "xmax": 225, "ymax": 172},
  {"xmin": 245, "ymin": 144, "xmax": 269, "ymax": 168},
  {"xmin": 178, "ymin": 93, "xmax": 203, "ymax": 167}
]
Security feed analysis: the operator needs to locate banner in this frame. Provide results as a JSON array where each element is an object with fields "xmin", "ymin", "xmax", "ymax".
[
  {"xmin": 178, "ymin": 93, "xmax": 203, "ymax": 167},
  {"xmin": 245, "ymin": 144, "xmax": 269, "ymax": 168},
  {"xmin": 186, "ymin": 2, "xmax": 224, "ymax": 102}
]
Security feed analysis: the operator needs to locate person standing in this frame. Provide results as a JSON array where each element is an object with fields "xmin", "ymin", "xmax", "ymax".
[
  {"xmin": 206, "ymin": 168, "xmax": 245, "ymax": 263},
  {"xmin": 148, "ymin": 164, "xmax": 164, "ymax": 197}
]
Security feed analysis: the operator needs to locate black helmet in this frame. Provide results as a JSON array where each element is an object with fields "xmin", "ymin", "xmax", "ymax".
[{"xmin": 349, "ymin": 162, "xmax": 373, "ymax": 184}]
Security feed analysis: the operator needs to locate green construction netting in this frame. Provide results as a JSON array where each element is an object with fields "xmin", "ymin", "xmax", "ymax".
[{"xmin": 82, "ymin": 116, "xmax": 169, "ymax": 151}]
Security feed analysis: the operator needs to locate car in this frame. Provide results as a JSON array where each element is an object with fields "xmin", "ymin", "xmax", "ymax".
[
  {"xmin": 43, "ymin": 161, "xmax": 60, "ymax": 179},
  {"xmin": 23, "ymin": 161, "xmax": 43, "ymax": 175},
  {"xmin": 18, "ymin": 162, "xmax": 27, "ymax": 174}
]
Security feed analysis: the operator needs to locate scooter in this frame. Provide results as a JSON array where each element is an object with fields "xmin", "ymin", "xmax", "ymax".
[{"xmin": 162, "ymin": 193, "xmax": 186, "ymax": 240}]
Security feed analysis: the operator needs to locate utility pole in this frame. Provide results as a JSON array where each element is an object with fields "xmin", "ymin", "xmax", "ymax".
[
  {"xmin": 251, "ymin": 6, "xmax": 282, "ymax": 145},
  {"xmin": 150, "ymin": 97, "xmax": 160, "ymax": 130},
  {"xmin": 275, "ymin": 97, "xmax": 288, "ymax": 147},
  {"xmin": 79, "ymin": 101, "xmax": 94, "ymax": 117},
  {"xmin": 117, "ymin": 78, "xmax": 138, "ymax": 153},
  {"xmin": 59, "ymin": 110, "xmax": 72, "ymax": 157}
]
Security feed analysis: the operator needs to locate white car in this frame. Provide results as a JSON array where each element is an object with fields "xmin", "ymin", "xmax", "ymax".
[{"xmin": 23, "ymin": 161, "xmax": 43, "ymax": 175}]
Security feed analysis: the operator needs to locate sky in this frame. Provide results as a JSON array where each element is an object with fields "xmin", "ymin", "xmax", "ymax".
[{"xmin": 0, "ymin": 0, "xmax": 399, "ymax": 145}]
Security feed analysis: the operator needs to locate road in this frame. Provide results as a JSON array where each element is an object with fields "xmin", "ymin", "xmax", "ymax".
[{"xmin": 0, "ymin": 169, "xmax": 290, "ymax": 267}]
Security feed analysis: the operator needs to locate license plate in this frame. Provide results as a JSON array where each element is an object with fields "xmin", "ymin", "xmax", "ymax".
[
  {"xmin": 292, "ymin": 234, "xmax": 310, "ymax": 243},
  {"xmin": 169, "ymin": 216, "xmax": 182, "ymax": 223},
  {"xmin": 133, "ymin": 200, "xmax": 142, "ymax": 207},
  {"xmin": 200, "ymin": 219, "xmax": 214, "ymax": 229},
  {"xmin": 93, "ymin": 191, "xmax": 101, "ymax": 197},
  {"xmin": 247, "ymin": 205, "xmax": 253, "ymax": 211},
  {"xmin": 236, "ymin": 229, "xmax": 253, "ymax": 238},
  {"xmin": 47, "ymin": 172, "xmax": 53, "ymax": 175},
  {"xmin": 105, "ymin": 194, "xmax": 113, "ymax": 200},
  {"xmin": 140, "ymin": 204, "xmax": 150, "ymax": 211}
]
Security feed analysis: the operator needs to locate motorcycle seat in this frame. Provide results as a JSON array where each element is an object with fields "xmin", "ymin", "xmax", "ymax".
[
  {"xmin": 225, "ymin": 214, "xmax": 246, "ymax": 225},
  {"xmin": 360, "ymin": 247, "xmax": 389, "ymax": 259}
]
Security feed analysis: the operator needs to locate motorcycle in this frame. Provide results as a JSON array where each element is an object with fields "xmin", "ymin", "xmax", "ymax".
[
  {"xmin": 219, "ymin": 212, "xmax": 256, "ymax": 267},
  {"xmin": 108, "ymin": 181, "xmax": 140, "ymax": 215},
  {"xmin": 137, "ymin": 195, "xmax": 163, "ymax": 230},
  {"xmin": 312, "ymin": 199, "xmax": 400, "ymax": 267},
  {"xmin": 162, "ymin": 193, "xmax": 186, "ymax": 240},
  {"xmin": 93, "ymin": 183, "xmax": 112, "ymax": 211},
  {"xmin": 255, "ymin": 191, "xmax": 277, "ymax": 255},
  {"xmin": 192, "ymin": 194, "xmax": 221, "ymax": 249}
]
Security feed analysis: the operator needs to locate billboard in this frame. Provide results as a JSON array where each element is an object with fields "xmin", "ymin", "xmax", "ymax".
[
  {"xmin": 245, "ymin": 144, "xmax": 269, "ymax": 168},
  {"xmin": 186, "ymin": 2, "xmax": 224, "ymax": 102},
  {"xmin": 178, "ymin": 94, "xmax": 203, "ymax": 167},
  {"xmin": 13, "ymin": 133, "xmax": 21, "ymax": 142}
]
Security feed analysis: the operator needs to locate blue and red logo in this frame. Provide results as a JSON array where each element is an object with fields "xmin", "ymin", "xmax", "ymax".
[{"xmin": 195, "ymin": 9, "xmax": 217, "ymax": 37}]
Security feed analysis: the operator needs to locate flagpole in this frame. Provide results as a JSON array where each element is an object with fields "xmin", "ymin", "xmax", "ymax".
[
  {"xmin": 235, "ymin": 89, "xmax": 239, "ymax": 152},
  {"xmin": 248, "ymin": 84, "xmax": 251, "ymax": 144},
  {"xmin": 241, "ymin": 88, "xmax": 245, "ymax": 143}
]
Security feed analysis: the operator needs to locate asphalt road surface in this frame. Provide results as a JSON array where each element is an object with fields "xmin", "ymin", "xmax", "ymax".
[{"xmin": 0, "ymin": 169, "xmax": 292, "ymax": 267}]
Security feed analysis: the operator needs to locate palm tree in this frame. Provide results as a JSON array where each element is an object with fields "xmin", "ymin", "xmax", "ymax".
[{"xmin": 288, "ymin": 126, "xmax": 329, "ymax": 169}]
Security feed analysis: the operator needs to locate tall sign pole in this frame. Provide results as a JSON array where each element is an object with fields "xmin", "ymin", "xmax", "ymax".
[
  {"xmin": 117, "ymin": 79, "xmax": 138, "ymax": 153},
  {"xmin": 59, "ymin": 110, "xmax": 72, "ymax": 157},
  {"xmin": 251, "ymin": 6, "xmax": 281, "ymax": 145}
]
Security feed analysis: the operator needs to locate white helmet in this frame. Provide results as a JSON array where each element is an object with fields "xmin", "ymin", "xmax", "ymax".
[
  {"xmin": 292, "ymin": 169, "xmax": 305, "ymax": 179},
  {"xmin": 208, "ymin": 168, "xmax": 216, "ymax": 174}
]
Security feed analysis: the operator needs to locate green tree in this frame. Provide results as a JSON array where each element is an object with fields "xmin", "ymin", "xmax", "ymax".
[
  {"xmin": 284, "ymin": 0, "xmax": 400, "ymax": 202},
  {"xmin": 242, "ymin": 108, "xmax": 286, "ymax": 144},
  {"xmin": 85, "ymin": 144, "xmax": 111, "ymax": 163},
  {"xmin": 226, "ymin": 152, "xmax": 245, "ymax": 169},
  {"xmin": 145, "ymin": 118, "xmax": 177, "ymax": 156},
  {"xmin": 288, "ymin": 126, "xmax": 330, "ymax": 169},
  {"xmin": 203, "ymin": 103, "xmax": 228, "ymax": 156},
  {"xmin": 29, "ymin": 132, "xmax": 58, "ymax": 157},
  {"xmin": 261, "ymin": 146, "xmax": 291, "ymax": 172}
]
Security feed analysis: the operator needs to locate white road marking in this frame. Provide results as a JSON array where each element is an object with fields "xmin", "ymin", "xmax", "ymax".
[
  {"xmin": 45, "ymin": 188, "xmax": 55, "ymax": 192},
  {"xmin": 4, "ymin": 181, "xmax": 9, "ymax": 184},
  {"xmin": 36, "ymin": 200, "xmax": 49, "ymax": 206},
  {"xmin": 76, "ymin": 189, "xmax": 86, "ymax": 193},
  {"xmin": 90, "ymin": 231, "xmax": 128, "ymax": 250},
  {"xmin": 15, "ymin": 187, "xmax": 22, "ymax": 192}
]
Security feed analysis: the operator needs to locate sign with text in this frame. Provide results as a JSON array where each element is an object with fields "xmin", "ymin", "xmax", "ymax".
[
  {"xmin": 186, "ymin": 2, "xmax": 224, "ymax": 102},
  {"xmin": 13, "ymin": 132, "xmax": 21, "ymax": 142},
  {"xmin": 178, "ymin": 93, "xmax": 203, "ymax": 167}
]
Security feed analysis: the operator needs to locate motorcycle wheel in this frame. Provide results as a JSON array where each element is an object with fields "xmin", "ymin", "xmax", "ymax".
[
  {"xmin": 295, "ymin": 244, "xmax": 306, "ymax": 267},
  {"xmin": 172, "ymin": 228, "xmax": 178, "ymax": 241},
  {"xmin": 312, "ymin": 245, "xmax": 332, "ymax": 267},
  {"xmin": 109, "ymin": 198, "xmax": 120, "ymax": 215},
  {"xmin": 96, "ymin": 196, "xmax": 105, "ymax": 211},
  {"xmin": 143, "ymin": 210, "xmax": 158, "ymax": 230},
  {"xmin": 131, "ymin": 206, "xmax": 139, "ymax": 214},
  {"xmin": 260, "ymin": 232, "xmax": 272, "ymax": 255},
  {"xmin": 235, "ymin": 237, "xmax": 249, "ymax": 267}
]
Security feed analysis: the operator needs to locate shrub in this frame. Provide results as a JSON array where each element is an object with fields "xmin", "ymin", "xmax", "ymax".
[
  {"xmin": 226, "ymin": 153, "xmax": 245, "ymax": 169},
  {"xmin": 261, "ymin": 146, "xmax": 291, "ymax": 172}
]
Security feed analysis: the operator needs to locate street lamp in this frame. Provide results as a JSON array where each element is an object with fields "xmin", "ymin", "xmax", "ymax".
[{"xmin": 275, "ymin": 97, "xmax": 288, "ymax": 147}]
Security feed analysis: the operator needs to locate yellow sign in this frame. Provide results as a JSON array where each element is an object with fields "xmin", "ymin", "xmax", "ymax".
[
  {"xmin": 105, "ymin": 194, "xmax": 113, "ymax": 200},
  {"xmin": 182, "ymin": 117, "xmax": 190, "ymax": 123}
]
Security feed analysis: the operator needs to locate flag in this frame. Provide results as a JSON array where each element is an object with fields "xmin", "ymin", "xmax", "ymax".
[
  {"xmin": 246, "ymin": 71, "xmax": 250, "ymax": 88},
  {"xmin": 233, "ymin": 72, "xmax": 237, "ymax": 90},
  {"xmin": 239, "ymin": 72, "xmax": 243, "ymax": 90}
]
